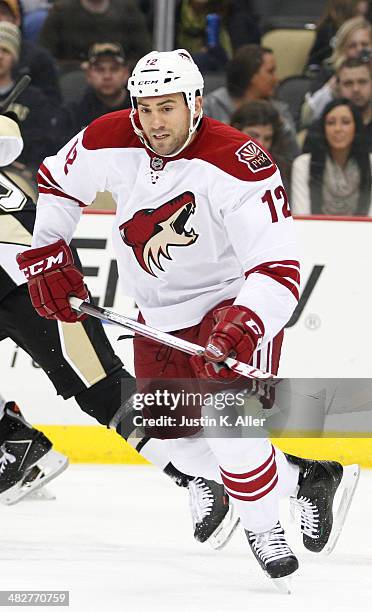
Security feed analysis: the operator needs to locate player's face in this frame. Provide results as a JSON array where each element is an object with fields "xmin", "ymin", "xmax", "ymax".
[
  {"xmin": 324, "ymin": 105, "xmax": 356, "ymax": 151},
  {"xmin": 249, "ymin": 53, "xmax": 278, "ymax": 99},
  {"xmin": 345, "ymin": 28, "xmax": 371, "ymax": 58},
  {"xmin": 137, "ymin": 93, "xmax": 202, "ymax": 155},
  {"xmin": 86, "ymin": 59, "xmax": 129, "ymax": 97},
  {"xmin": 338, "ymin": 66, "xmax": 372, "ymax": 110},
  {"xmin": 241, "ymin": 123, "xmax": 274, "ymax": 150}
]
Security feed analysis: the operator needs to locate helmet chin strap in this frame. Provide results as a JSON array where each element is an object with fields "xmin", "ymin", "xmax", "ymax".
[{"xmin": 130, "ymin": 104, "xmax": 203, "ymax": 158}]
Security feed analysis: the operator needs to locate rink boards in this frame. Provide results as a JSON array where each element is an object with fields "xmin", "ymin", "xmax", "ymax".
[{"xmin": 1, "ymin": 211, "xmax": 372, "ymax": 464}]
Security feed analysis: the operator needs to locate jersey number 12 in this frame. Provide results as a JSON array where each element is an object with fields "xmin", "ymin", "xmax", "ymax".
[{"xmin": 261, "ymin": 186, "xmax": 291, "ymax": 223}]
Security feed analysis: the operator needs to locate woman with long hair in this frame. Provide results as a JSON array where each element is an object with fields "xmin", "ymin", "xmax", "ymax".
[
  {"xmin": 307, "ymin": 0, "xmax": 368, "ymax": 69},
  {"xmin": 302, "ymin": 16, "xmax": 372, "ymax": 126},
  {"xmin": 291, "ymin": 98, "xmax": 372, "ymax": 215}
]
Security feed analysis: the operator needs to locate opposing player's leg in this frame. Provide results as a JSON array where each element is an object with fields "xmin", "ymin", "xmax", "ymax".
[{"xmin": 0, "ymin": 395, "xmax": 68, "ymax": 505}]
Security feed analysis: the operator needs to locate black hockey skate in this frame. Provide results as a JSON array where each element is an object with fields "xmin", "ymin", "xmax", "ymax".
[
  {"xmin": 285, "ymin": 453, "xmax": 360, "ymax": 554},
  {"xmin": 188, "ymin": 477, "xmax": 240, "ymax": 550},
  {"xmin": 0, "ymin": 402, "xmax": 68, "ymax": 505},
  {"xmin": 246, "ymin": 521, "xmax": 298, "ymax": 593}
]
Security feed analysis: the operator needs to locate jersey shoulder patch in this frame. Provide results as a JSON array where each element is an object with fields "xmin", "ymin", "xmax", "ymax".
[
  {"xmin": 82, "ymin": 109, "xmax": 142, "ymax": 151},
  {"xmin": 192, "ymin": 118, "xmax": 277, "ymax": 182}
]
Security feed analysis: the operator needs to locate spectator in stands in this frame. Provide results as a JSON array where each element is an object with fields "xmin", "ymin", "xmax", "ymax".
[
  {"xmin": 307, "ymin": 0, "xmax": 365, "ymax": 71},
  {"xmin": 203, "ymin": 44, "xmax": 300, "ymax": 159},
  {"xmin": 176, "ymin": 0, "xmax": 233, "ymax": 72},
  {"xmin": 306, "ymin": 56, "xmax": 372, "ymax": 129},
  {"xmin": 302, "ymin": 17, "xmax": 372, "ymax": 126},
  {"xmin": 291, "ymin": 98, "xmax": 372, "ymax": 215},
  {"xmin": 0, "ymin": 0, "xmax": 60, "ymax": 103},
  {"xmin": 39, "ymin": 0, "xmax": 151, "ymax": 67},
  {"xmin": 230, "ymin": 99, "xmax": 294, "ymax": 190},
  {"xmin": 338, "ymin": 57, "xmax": 372, "ymax": 134},
  {"xmin": 0, "ymin": 22, "xmax": 56, "ymax": 171},
  {"xmin": 57, "ymin": 42, "xmax": 130, "ymax": 142},
  {"xmin": 302, "ymin": 57, "xmax": 372, "ymax": 153}
]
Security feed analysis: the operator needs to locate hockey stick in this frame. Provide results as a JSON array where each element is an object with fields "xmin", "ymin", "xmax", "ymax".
[
  {"xmin": 0, "ymin": 75, "xmax": 32, "ymax": 113},
  {"xmin": 69, "ymin": 297, "xmax": 274, "ymax": 382}
]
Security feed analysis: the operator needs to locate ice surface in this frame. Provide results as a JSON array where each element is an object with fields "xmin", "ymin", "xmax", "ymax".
[{"xmin": 0, "ymin": 465, "xmax": 371, "ymax": 612}]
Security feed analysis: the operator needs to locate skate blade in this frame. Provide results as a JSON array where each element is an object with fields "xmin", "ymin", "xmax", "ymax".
[
  {"xmin": 271, "ymin": 576, "xmax": 293, "ymax": 595},
  {"xmin": 24, "ymin": 486, "xmax": 56, "ymax": 502},
  {"xmin": 322, "ymin": 463, "xmax": 360, "ymax": 556},
  {"xmin": 208, "ymin": 505, "xmax": 240, "ymax": 551},
  {"xmin": 0, "ymin": 450, "xmax": 69, "ymax": 506}
]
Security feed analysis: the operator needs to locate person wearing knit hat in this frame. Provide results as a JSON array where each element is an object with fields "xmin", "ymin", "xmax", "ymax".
[
  {"xmin": 0, "ymin": 0, "xmax": 61, "ymax": 105},
  {"xmin": 0, "ymin": 18, "xmax": 57, "ymax": 171},
  {"xmin": 0, "ymin": 21, "xmax": 20, "ymax": 61}
]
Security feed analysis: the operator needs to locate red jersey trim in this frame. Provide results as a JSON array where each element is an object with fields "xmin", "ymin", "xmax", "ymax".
[
  {"xmin": 38, "ymin": 186, "xmax": 87, "ymax": 208},
  {"xmin": 82, "ymin": 109, "xmax": 143, "ymax": 151},
  {"xmin": 245, "ymin": 260, "xmax": 300, "ymax": 301},
  {"xmin": 38, "ymin": 163, "xmax": 88, "ymax": 207}
]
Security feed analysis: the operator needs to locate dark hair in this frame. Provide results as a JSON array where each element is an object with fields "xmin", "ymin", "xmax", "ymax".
[
  {"xmin": 231, "ymin": 99, "xmax": 281, "ymax": 143},
  {"xmin": 308, "ymin": 97, "xmax": 371, "ymax": 214},
  {"xmin": 226, "ymin": 44, "xmax": 273, "ymax": 99},
  {"xmin": 337, "ymin": 55, "xmax": 372, "ymax": 75}
]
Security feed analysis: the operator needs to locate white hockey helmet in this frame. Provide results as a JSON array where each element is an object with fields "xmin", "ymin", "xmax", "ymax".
[{"xmin": 128, "ymin": 49, "xmax": 204, "ymax": 157}]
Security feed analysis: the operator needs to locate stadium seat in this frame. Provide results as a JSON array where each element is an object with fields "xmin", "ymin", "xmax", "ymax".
[
  {"xmin": 91, "ymin": 191, "xmax": 116, "ymax": 211},
  {"xmin": 275, "ymin": 75, "xmax": 312, "ymax": 129},
  {"xmin": 253, "ymin": 0, "xmax": 324, "ymax": 32},
  {"xmin": 262, "ymin": 29, "xmax": 316, "ymax": 81},
  {"xmin": 296, "ymin": 128, "xmax": 308, "ymax": 149},
  {"xmin": 59, "ymin": 70, "xmax": 86, "ymax": 104}
]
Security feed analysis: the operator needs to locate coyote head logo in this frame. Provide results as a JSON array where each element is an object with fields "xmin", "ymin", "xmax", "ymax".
[{"xmin": 119, "ymin": 191, "xmax": 198, "ymax": 276}]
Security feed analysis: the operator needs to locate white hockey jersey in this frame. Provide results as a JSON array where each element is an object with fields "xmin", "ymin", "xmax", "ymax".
[{"xmin": 32, "ymin": 110, "xmax": 300, "ymax": 343}]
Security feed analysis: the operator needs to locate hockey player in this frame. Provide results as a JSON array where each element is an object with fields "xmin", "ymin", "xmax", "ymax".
[
  {"xmin": 0, "ymin": 112, "xmax": 237, "ymax": 544},
  {"xmin": 16, "ymin": 50, "xmax": 359, "ymax": 590}
]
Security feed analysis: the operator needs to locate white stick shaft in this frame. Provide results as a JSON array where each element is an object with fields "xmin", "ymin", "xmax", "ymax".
[{"xmin": 69, "ymin": 298, "xmax": 273, "ymax": 381}]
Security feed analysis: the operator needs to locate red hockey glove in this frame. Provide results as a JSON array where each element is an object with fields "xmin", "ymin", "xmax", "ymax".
[
  {"xmin": 190, "ymin": 305, "xmax": 264, "ymax": 381},
  {"xmin": 16, "ymin": 239, "xmax": 88, "ymax": 322}
]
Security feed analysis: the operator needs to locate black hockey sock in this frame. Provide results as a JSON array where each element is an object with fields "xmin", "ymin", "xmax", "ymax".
[{"xmin": 75, "ymin": 367, "xmax": 136, "ymax": 426}]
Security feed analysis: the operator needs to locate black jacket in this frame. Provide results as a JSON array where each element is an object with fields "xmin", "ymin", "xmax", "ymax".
[{"xmin": 18, "ymin": 40, "xmax": 62, "ymax": 105}]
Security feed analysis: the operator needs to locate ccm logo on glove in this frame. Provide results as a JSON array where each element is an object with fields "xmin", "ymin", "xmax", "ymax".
[
  {"xmin": 16, "ymin": 239, "xmax": 88, "ymax": 322},
  {"xmin": 21, "ymin": 249, "xmax": 66, "ymax": 279}
]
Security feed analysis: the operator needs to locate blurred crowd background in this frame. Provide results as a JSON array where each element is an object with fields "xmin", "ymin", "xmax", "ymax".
[{"xmin": 4, "ymin": 0, "xmax": 372, "ymax": 216}]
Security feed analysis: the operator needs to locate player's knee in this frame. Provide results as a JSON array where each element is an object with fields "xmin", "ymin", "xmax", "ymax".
[{"xmin": 74, "ymin": 367, "xmax": 136, "ymax": 427}]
